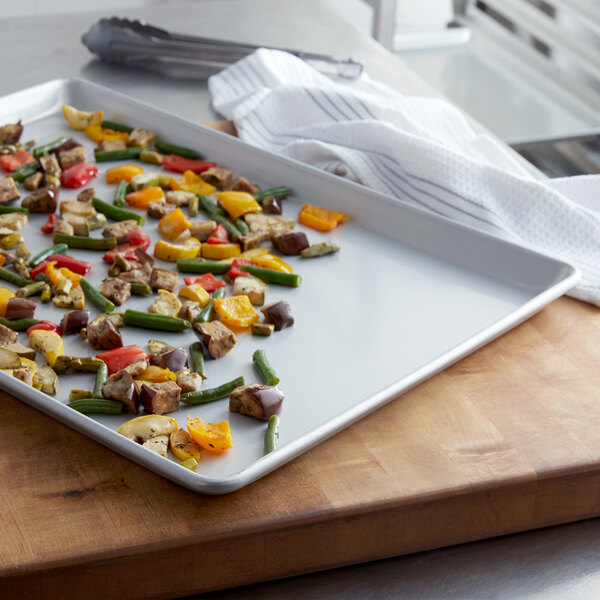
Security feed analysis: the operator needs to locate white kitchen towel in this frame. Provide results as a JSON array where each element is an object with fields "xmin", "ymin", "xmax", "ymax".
[{"xmin": 208, "ymin": 49, "xmax": 600, "ymax": 306}]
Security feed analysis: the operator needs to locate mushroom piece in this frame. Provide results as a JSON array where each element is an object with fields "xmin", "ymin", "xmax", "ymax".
[
  {"xmin": 175, "ymin": 369, "xmax": 203, "ymax": 393},
  {"xmin": 100, "ymin": 278, "xmax": 131, "ymax": 306},
  {"xmin": 0, "ymin": 178, "xmax": 20, "ymax": 204},
  {"xmin": 150, "ymin": 268, "xmax": 179, "ymax": 292},
  {"xmin": 0, "ymin": 121, "xmax": 23, "ymax": 145},
  {"xmin": 86, "ymin": 316, "xmax": 123, "ymax": 350},
  {"xmin": 229, "ymin": 384, "xmax": 284, "ymax": 420},
  {"xmin": 102, "ymin": 219, "xmax": 139, "ymax": 243}
]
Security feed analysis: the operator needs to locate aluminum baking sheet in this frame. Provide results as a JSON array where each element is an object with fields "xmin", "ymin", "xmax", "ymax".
[{"xmin": 0, "ymin": 78, "xmax": 579, "ymax": 494}]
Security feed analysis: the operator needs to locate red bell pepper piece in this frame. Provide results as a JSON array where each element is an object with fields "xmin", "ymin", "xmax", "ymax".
[
  {"xmin": 96, "ymin": 345, "xmax": 147, "ymax": 376},
  {"xmin": 102, "ymin": 230, "xmax": 151, "ymax": 264},
  {"xmin": 206, "ymin": 224, "xmax": 231, "ymax": 245},
  {"xmin": 26, "ymin": 321, "xmax": 62, "ymax": 337},
  {"xmin": 40, "ymin": 214, "xmax": 57, "ymax": 234},
  {"xmin": 183, "ymin": 273, "xmax": 226, "ymax": 292},
  {"xmin": 227, "ymin": 258, "xmax": 253, "ymax": 281},
  {"xmin": 29, "ymin": 261, "xmax": 49, "ymax": 279},
  {"xmin": 46, "ymin": 254, "xmax": 93, "ymax": 276},
  {"xmin": 0, "ymin": 150, "xmax": 35, "ymax": 173},
  {"xmin": 60, "ymin": 162, "xmax": 99, "ymax": 188},
  {"xmin": 161, "ymin": 154, "xmax": 216, "ymax": 174}
]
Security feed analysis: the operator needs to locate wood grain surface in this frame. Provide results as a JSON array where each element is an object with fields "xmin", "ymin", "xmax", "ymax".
[{"xmin": 0, "ymin": 296, "xmax": 598, "ymax": 599}]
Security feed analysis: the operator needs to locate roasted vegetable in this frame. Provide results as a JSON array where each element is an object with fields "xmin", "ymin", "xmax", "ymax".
[
  {"xmin": 80, "ymin": 278, "xmax": 115, "ymax": 313},
  {"xmin": 28, "ymin": 329, "xmax": 64, "ymax": 366},
  {"xmin": 232, "ymin": 276, "xmax": 267, "ymax": 306},
  {"xmin": 169, "ymin": 428, "xmax": 202, "ymax": 461},
  {"xmin": 103, "ymin": 370, "xmax": 139, "ymax": 412},
  {"xmin": 181, "ymin": 375, "xmax": 244, "ymax": 405},
  {"xmin": 148, "ymin": 290, "xmax": 182, "ymax": 317},
  {"xmin": 242, "ymin": 264, "xmax": 301, "ymax": 287},
  {"xmin": 252, "ymin": 349, "xmax": 280, "ymax": 386},
  {"xmin": 53, "ymin": 355, "xmax": 104, "ymax": 374},
  {"xmin": 192, "ymin": 321, "xmax": 236, "ymax": 358},
  {"xmin": 140, "ymin": 381, "xmax": 181, "ymax": 415},
  {"xmin": 52, "ymin": 286, "xmax": 85, "ymax": 309},
  {"xmin": 32, "ymin": 365, "xmax": 58, "ymax": 395},
  {"xmin": 261, "ymin": 300, "xmax": 295, "ymax": 331},
  {"xmin": 301, "ymin": 242, "xmax": 340, "ymax": 258},
  {"xmin": 213, "ymin": 295, "xmax": 260, "ymax": 328},
  {"xmin": 264, "ymin": 415, "xmax": 280, "ymax": 454},
  {"xmin": 271, "ymin": 231, "xmax": 309, "ymax": 255},
  {"xmin": 229, "ymin": 384, "xmax": 284, "ymax": 420},
  {"xmin": 298, "ymin": 203, "xmax": 348, "ymax": 231},
  {"xmin": 117, "ymin": 414, "xmax": 177, "ymax": 443},
  {"xmin": 187, "ymin": 417, "xmax": 232, "ymax": 453}
]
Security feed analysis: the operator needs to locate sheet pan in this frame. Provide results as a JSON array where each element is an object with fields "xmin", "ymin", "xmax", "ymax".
[{"xmin": 0, "ymin": 78, "xmax": 579, "ymax": 493}]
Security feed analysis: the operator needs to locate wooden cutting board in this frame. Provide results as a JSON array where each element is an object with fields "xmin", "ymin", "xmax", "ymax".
[{"xmin": 0, "ymin": 295, "xmax": 599, "ymax": 599}]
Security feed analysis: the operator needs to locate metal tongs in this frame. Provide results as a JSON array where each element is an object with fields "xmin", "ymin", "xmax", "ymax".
[{"xmin": 82, "ymin": 17, "xmax": 363, "ymax": 79}]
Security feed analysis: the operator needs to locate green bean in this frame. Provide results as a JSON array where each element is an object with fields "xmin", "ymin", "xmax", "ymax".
[
  {"xmin": 0, "ymin": 205, "xmax": 28, "ymax": 214},
  {"xmin": 213, "ymin": 214, "xmax": 242, "ymax": 241},
  {"xmin": 130, "ymin": 283, "xmax": 152, "ymax": 296},
  {"xmin": 0, "ymin": 317, "xmax": 39, "ymax": 330},
  {"xmin": 80, "ymin": 278, "xmax": 115, "ymax": 313},
  {"xmin": 264, "ymin": 415, "xmax": 280, "ymax": 454},
  {"xmin": 10, "ymin": 161, "xmax": 40, "ymax": 183},
  {"xmin": 241, "ymin": 265, "xmax": 302, "ymax": 287},
  {"xmin": 113, "ymin": 180, "xmax": 130, "ymax": 207},
  {"xmin": 195, "ymin": 300, "xmax": 213, "ymax": 323},
  {"xmin": 0, "ymin": 266, "xmax": 32, "ymax": 287},
  {"xmin": 154, "ymin": 140, "xmax": 202, "ymax": 159},
  {"xmin": 92, "ymin": 196, "xmax": 145, "ymax": 226},
  {"xmin": 100, "ymin": 120, "xmax": 134, "ymax": 133},
  {"xmin": 181, "ymin": 376, "xmax": 244, "ymax": 405},
  {"xmin": 252, "ymin": 349, "xmax": 280, "ymax": 386},
  {"xmin": 28, "ymin": 243, "xmax": 69, "ymax": 267},
  {"xmin": 32, "ymin": 136, "xmax": 67, "ymax": 158},
  {"xmin": 35, "ymin": 273, "xmax": 53, "ymax": 286},
  {"xmin": 254, "ymin": 187, "xmax": 292, "ymax": 203},
  {"xmin": 176, "ymin": 259, "xmax": 229, "ymax": 274},
  {"xmin": 234, "ymin": 217, "xmax": 250, "ymax": 235},
  {"xmin": 16, "ymin": 281, "xmax": 47, "ymax": 298},
  {"xmin": 198, "ymin": 194, "xmax": 225, "ymax": 217},
  {"xmin": 53, "ymin": 233, "xmax": 117, "ymax": 251},
  {"xmin": 92, "ymin": 362, "xmax": 108, "ymax": 399},
  {"xmin": 195, "ymin": 287, "xmax": 226, "ymax": 323},
  {"xmin": 123, "ymin": 309, "xmax": 191, "ymax": 331},
  {"xmin": 188, "ymin": 341, "xmax": 206, "ymax": 380},
  {"xmin": 67, "ymin": 399, "xmax": 124, "ymax": 414},
  {"xmin": 94, "ymin": 148, "xmax": 145, "ymax": 162}
]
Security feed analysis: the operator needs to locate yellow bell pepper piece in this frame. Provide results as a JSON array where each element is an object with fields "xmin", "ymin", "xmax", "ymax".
[
  {"xmin": 44, "ymin": 261, "xmax": 63, "ymax": 286},
  {"xmin": 59, "ymin": 267, "xmax": 82, "ymax": 287},
  {"xmin": 85, "ymin": 125, "xmax": 129, "ymax": 144},
  {"xmin": 253, "ymin": 253, "xmax": 294, "ymax": 273},
  {"xmin": 158, "ymin": 207, "xmax": 191, "ymax": 240},
  {"xmin": 215, "ymin": 191, "xmax": 262, "ymax": 220},
  {"xmin": 214, "ymin": 295, "xmax": 260, "ymax": 328},
  {"xmin": 240, "ymin": 247, "xmax": 269, "ymax": 260},
  {"xmin": 62, "ymin": 104, "xmax": 103, "ymax": 131},
  {"xmin": 170, "ymin": 171, "xmax": 216, "ymax": 196},
  {"xmin": 0, "ymin": 287, "xmax": 15, "ymax": 317},
  {"xmin": 28, "ymin": 330, "xmax": 64, "ymax": 367},
  {"xmin": 187, "ymin": 417, "xmax": 232, "ymax": 453},
  {"xmin": 201, "ymin": 243, "xmax": 240, "ymax": 260},
  {"xmin": 135, "ymin": 365, "xmax": 177, "ymax": 383},
  {"xmin": 170, "ymin": 428, "xmax": 203, "ymax": 462},
  {"xmin": 153, "ymin": 237, "xmax": 201, "ymax": 262},
  {"xmin": 179, "ymin": 284, "xmax": 210, "ymax": 307},
  {"xmin": 105, "ymin": 164, "xmax": 144, "ymax": 184}
]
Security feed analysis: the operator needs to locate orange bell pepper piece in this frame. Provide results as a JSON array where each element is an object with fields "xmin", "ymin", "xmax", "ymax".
[
  {"xmin": 45, "ymin": 262, "xmax": 82, "ymax": 287},
  {"xmin": 0, "ymin": 254, "xmax": 5, "ymax": 267},
  {"xmin": 298, "ymin": 203, "xmax": 348, "ymax": 231},
  {"xmin": 0, "ymin": 287, "xmax": 15, "ymax": 317},
  {"xmin": 187, "ymin": 417, "xmax": 232, "ymax": 453},
  {"xmin": 59, "ymin": 267, "xmax": 82, "ymax": 286},
  {"xmin": 85, "ymin": 125, "xmax": 129, "ymax": 144},
  {"xmin": 214, "ymin": 191, "xmax": 262, "ymax": 220},
  {"xmin": 253, "ymin": 253, "xmax": 293, "ymax": 273},
  {"xmin": 125, "ymin": 186, "xmax": 164, "ymax": 209},
  {"xmin": 158, "ymin": 207, "xmax": 190, "ymax": 240},
  {"xmin": 105, "ymin": 164, "xmax": 144, "ymax": 184},
  {"xmin": 213, "ymin": 295, "xmax": 260, "ymax": 328}
]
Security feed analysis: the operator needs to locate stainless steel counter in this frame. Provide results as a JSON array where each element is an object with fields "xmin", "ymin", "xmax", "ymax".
[{"xmin": 2, "ymin": 1, "xmax": 598, "ymax": 597}]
